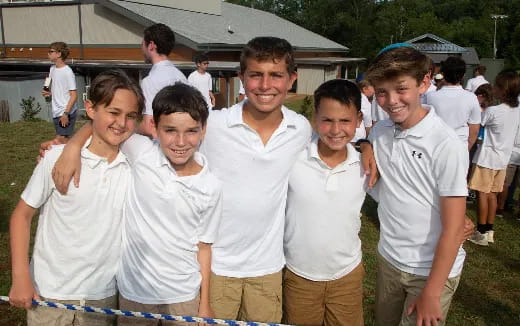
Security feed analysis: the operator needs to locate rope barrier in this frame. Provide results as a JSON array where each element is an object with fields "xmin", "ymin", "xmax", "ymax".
[{"xmin": 0, "ymin": 296, "xmax": 292, "ymax": 326}]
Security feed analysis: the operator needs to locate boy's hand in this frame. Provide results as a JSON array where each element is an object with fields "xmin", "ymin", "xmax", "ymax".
[
  {"xmin": 360, "ymin": 142, "xmax": 379, "ymax": 188},
  {"xmin": 38, "ymin": 139, "xmax": 61, "ymax": 162},
  {"xmin": 59, "ymin": 114, "xmax": 69, "ymax": 127},
  {"xmin": 41, "ymin": 90, "xmax": 51, "ymax": 98},
  {"xmin": 52, "ymin": 146, "xmax": 82, "ymax": 195},
  {"xmin": 197, "ymin": 302, "xmax": 215, "ymax": 326},
  {"xmin": 9, "ymin": 278, "xmax": 40, "ymax": 309},
  {"xmin": 462, "ymin": 216, "xmax": 475, "ymax": 242},
  {"xmin": 406, "ymin": 290, "xmax": 443, "ymax": 326}
]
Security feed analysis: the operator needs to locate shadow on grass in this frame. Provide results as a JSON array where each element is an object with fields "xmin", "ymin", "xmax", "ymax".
[{"xmin": 455, "ymin": 278, "xmax": 520, "ymax": 326}]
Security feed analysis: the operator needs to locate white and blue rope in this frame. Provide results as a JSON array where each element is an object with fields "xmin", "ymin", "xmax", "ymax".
[{"xmin": 0, "ymin": 296, "xmax": 292, "ymax": 326}]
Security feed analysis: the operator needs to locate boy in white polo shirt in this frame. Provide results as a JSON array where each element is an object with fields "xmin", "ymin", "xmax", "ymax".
[
  {"xmin": 465, "ymin": 65, "xmax": 489, "ymax": 93},
  {"xmin": 188, "ymin": 52, "xmax": 215, "ymax": 109},
  {"xmin": 426, "ymin": 56, "xmax": 481, "ymax": 150},
  {"xmin": 9, "ymin": 70, "xmax": 144, "ymax": 326},
  {"xmin": 283, "ymin": 79, "xmax": 367, "ymax": 326},
  {"xmin": 366, "ymin": 46, "xmax": 468, "ymax": 326},
  {"xmin": 468, "ymin": 70, "xmax": 520, "ymax": 246},
  {"xmin": 52, "ymin": 83, "xmax": 222, "ymax": 326}
]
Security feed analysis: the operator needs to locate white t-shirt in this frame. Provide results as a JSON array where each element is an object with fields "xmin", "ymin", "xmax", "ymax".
[
  {"xmin": 425, "ymin": 85, "xmax": 481, "ymax": 145},
  {"xmin": 465, "ymin": 75, "xmax": 489, "ymax": 93},
  {"xmin": 352, "ymin": 94, "xmax": 373, "ymax": 142},
  {"xmin": 117, "ymin": 135, "xmax": 222, "ymax": 304},
  {"xmin": 371, "ymin": 99, "xmax": 388, "ymax": 123},
  {"xmin": 368, "ymin": 106, "xmax": 468, "ymax": 278},
  {"xmin": 285, "ymin": 137, "xmax": 367, "ymax": 281},
  {"xmin": 142, "ymin": 60, "xmax": 187, "ymax": 116},
  {"xmin": 474, "ymin": 104, "xmax": 520, "ymax": 170},
  {"xmin": 22, "ymin": 142, "xmax": 129, "ymax": 300},
  {"xmin": 188, "ymin": 70, "xmax": 213, "ymax": 109},
  {"xmin": 49, "ymin": 65, "xmax": 77, "ymax": 117},
  {"xmin": 200, "ymin": 101, "xmax": 312, "ymax": 277}
]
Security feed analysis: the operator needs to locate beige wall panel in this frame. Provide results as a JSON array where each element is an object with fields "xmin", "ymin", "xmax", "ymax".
[
  {"xmin": 81, "ymin": 4, "xmax": 143, "ymax": 44},
  {"xmin": 297, "ymin": 65, "xmax": 325, "ymax": 95},
  {"xmin": 4, "ymin": 6, "xmax": 79, "ymax": 44},
  {"xmin": 324, "ymin": 65, "xmax": 339, "ymax": 81}
]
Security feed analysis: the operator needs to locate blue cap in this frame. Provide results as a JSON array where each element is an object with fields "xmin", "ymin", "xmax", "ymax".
[{"xmin": 377, "ymin": 43, "xmax": 415, "ymax": 56}]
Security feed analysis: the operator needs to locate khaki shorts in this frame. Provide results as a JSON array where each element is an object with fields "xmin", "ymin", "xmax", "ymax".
[
  {"xmin": 375, "ymin": 254, "xmax": 460, "ymax": 326},
  {"xmin": 283, "ymin": 264, "xmax": 365, "ymax": 326},
  {"xmin": 469, "ymin": 165, "xmax": 506, "ymax": 193},
  {"xmin": 117, "ymin": 295, "xmax": 199, "ymax": 326},
  {"xmin": 504, "ymin": 164, "xmax": 519, "ymax": 187},
  {"xmin": 27, "ymin": 295, "xmax": 117, "ymax": 326},
  {"xmin": 210, "ymin": 271, "xmax": 282, "ymax": 323}
]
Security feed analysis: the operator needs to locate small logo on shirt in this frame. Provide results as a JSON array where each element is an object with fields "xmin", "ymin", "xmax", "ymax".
[{"xmin": 412, "ymin": 150, "xmax": 423, "ymax": 159}]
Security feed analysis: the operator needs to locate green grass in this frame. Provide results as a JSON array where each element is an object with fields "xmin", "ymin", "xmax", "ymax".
[{"xmin": 1, "ymin": 121, "xmax": 520, "ymax": 325}]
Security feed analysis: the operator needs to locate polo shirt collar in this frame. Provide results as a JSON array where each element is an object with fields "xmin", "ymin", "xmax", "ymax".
[
  {"xmin": 154, "ymin": 141, "xmax": 209, "ymax": 181},
  {"xmin": 226, "ymin": 100, "xmax": 297, "ymax": 128},
  {"xmin": 80, "ymin": 137, "xmax": 128, "ymax": 169},
  {"xmin": 441, "ymin": 85, "xmax": 463, "ymax": 91},
  {"xmin": 308, "ymin": 134, "xmax": 360, "ymax": 169},
  {"xmin": 385, "ymin": 105, "xmax": 437, "ymax": 139}
]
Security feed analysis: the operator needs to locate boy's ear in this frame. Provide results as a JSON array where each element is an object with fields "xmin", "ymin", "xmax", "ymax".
[
  {"xmin": 419, "ymin": 73, "xmax": 431, "ymax": 95},
  {"xmin": 357, "ymin": 111, "xmax": 363, "ymax": 128},
  {"xmin": 85, "ymin": 100, "xmax": 95, "ymax": 120},
  {"xmin": 288, "ymin": 71, "xmax": 298, "ymax": 89},
  {"xmin": 200, "ymin": 123, "xmax": 207, "ymax": 141}
]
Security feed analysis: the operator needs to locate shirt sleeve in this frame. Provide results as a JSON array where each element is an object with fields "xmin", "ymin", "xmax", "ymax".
[
  {"xmin": 481, "ymin": 107, "xmax": 493, "ymax": 126},
  {"xmin": 433, "ymin": 139, "xmax": 469, "ymax": 197},
  {"xmin": 141, "ymin": 77, "xmax": 155, "ymax": 116},
  {"xmin": 465, "ymin": 79, "xmax": 472, "ymax": 91},
  {"xmin": 197, "ymin": 181, "xmax": 223, "ymax": 244},
  {"xmin": 20, "ymin": 148, "xmax": 60, "ymax": 209},
  {"xmin": 361, "ymin": 95, "xmax": 372, "ymax": 127},
  {"xmin": 120, "ymin": 134, "xmax": 154, "ymax": 164},
  {"xmin": 66, "ymin": 67, "xmax": 77, "ymax": 91},
  {"xmin": 207, "ymin": 73, "xmax": 212, "ymax": 91},
  {"xmin": 468, "ymin": 96, "xmax": 482, "ymax": 124}
]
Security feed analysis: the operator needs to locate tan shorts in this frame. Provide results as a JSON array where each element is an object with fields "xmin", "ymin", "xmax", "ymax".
[
  {"xmin": 504, "ymin": 164, "xmax": 519, "ymax": 187},
  {"xmin": 27, "ymin": 295, "xmax": 117, "ymax": 326},
  {"xmin": 468, "ymin": 165, "xmax": 506, "ymax": 193},
  {"xmin": 210, "ymin": 271, "xmax": 282, "ymax": 323},
  {"xmin": 283, "ymin": 264, "xmax": 365, "ymax": 326},
  {"xmin": 117, "ymin": 295, "xmax": 199, "ymax": 326},
  {"xmin": 375, "ymin": 254, "xmax": 460, "ymax": 326}
]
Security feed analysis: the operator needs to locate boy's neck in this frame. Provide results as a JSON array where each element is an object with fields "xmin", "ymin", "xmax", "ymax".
[
  {"xmin": 197, "ymin": 67, "xmax": 205, "ymax": 74},
  {"xmin": 173, "ymin": 157, "xmax": 203, "ymax": 177},
  {"xmin": 398, "ymin": 105, "xmax": 428, "ymax": 130},
  {"xmin": 152, "ymin": 54, "xmax": 170, "ymax": 65},
  {"xmin": 87, "ymin": 135, "xmax": 119, "ymax": 163},
  {"xmin": 242, "ymin": 102, "xmax": 284, "ymax": 144},
  {"xmin": 55, "ymin": 59, "xmax": 66, "ymax": 68},
  {"xmin": 317, "ymin": 140, "xmax": 347, "ymax": 169}
]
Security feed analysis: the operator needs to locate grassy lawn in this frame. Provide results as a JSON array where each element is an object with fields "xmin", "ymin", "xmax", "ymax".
[{"xmin": 0, "ymin": 119, "xmax": 519, "ymax": 325}]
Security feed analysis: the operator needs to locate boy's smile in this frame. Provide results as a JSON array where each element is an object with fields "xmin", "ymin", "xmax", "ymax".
[
  {"xmin": 155, "ymin": 112, "xmax": 205, "ymax": 176},
  {"xmin": 240, "ymin": 58, "xmax": 297, "ymax": 116},
  {"xmin": 374, "ymin": 74, "xmax": 429, "ymax": 129}
]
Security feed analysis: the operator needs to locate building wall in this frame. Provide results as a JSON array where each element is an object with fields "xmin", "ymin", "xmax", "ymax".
[
  {"xmin": 0, "ymin": 74, "xmax": 86, "ymax": 122},
  {"xmin": 296, "ymin": 64, "xmax": 340, "ymax": 95}
]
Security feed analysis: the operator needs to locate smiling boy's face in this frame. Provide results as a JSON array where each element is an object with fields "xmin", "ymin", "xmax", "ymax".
[
  {"xmin": 314, "ymin": 98, "xmax": 361, "ymax": 154},
  {"xmin": 240, "ymin": 57, "xmax": 297, "ymax": 116}
]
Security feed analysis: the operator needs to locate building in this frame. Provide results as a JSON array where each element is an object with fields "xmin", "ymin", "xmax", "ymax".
[{"xmin": 0, "ymin": 0, "xmax": 362, "ymax": 121}]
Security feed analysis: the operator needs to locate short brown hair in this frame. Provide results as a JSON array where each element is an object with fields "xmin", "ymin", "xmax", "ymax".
[
  {"xmin": 474, "ymin": 84, "xmax": 494, "ymax": 108},
  {"xmin": 240, "ymin": 37, "xmax": 295, "ymax": 74},
  {"xmin": 89, "ymin": 70, "xmax": 145, "ymax": 118},
  {"xmin": 366, "ymin": 47, "xmax": 430, "ymax": 86},
  {"xmin": 152, "ymin": 83, "xmax": 209, "ymax": 126},
  {"xmin": 475, "ymin": 64, "xmax": 487, "ymax": 75},
  {"xmin": 49, "ymin": 41, "xmax": 70, "ymax": 60},
  {"xmin": 494, "ymin": 70, "xmax": 520, "ymax": 107}
]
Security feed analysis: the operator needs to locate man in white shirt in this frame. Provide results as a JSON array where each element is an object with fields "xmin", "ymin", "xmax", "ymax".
[
  {"xmin": 188, "ymin": 53, "xmax": 215, "ymax": 109},
  {"xmin": 139, "ymin": 23, "xmax": 187, "ymax": 138},
  {"xmin": 42, "ymin": 42, "xmax": 78, "ymax": 143},
  {"xmin": 426, "ymin": 56, "xmax": 481, "ymax": 150},
  {"xmin": 465, "ymin": 65, "xmax": 489, "ymax": 93}
]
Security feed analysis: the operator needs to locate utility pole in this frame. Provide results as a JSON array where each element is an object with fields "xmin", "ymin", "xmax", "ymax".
[{"xmin": 491, "ymin": 14, "xmax": 508, "ymax": 59}]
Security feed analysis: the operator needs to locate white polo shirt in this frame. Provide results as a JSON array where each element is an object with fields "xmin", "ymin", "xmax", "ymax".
[
  {"xmin": 425, "ymin": 85, "xmax": 481, "ymax": 145},
  {"xmin": 285, "ymin": 137, "xmax": 367, "ymax": 281},
  {"xmin": 142, "ymin": 60, "xmax": 187, "ymax": 116},
  {"xmin": 188, "ymin": 70, "xmax": 213, "ymax": 109},
  {"xmin": 368, "ymin": 106, "xmax": 468, "ymax": 278},
  {"xmin": 200, "ymin": 101, "xmax": 312, "ymax": 277},
  {"xmin": 117, "ymin": 135, "xmax": 223, "ymax": 304},
  {"xmin": 474, "ymin": 103, "xmax": 520, "ymax": 170},
  {"xmin": 353, "ymin": 94, "xmax": 373, "ymax": 142},
  {"xmin": 22, "ymin": 141, "xmax": 129, "ymax": 300},
  {"xmin": 465, "ymin": 75, "xmax": 489, "ymax": 93}
]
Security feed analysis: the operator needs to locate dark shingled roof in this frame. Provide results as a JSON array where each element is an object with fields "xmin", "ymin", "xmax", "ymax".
[{"xmin": 405, "ymin": 33, "xmax": 467, "ymax": 54}]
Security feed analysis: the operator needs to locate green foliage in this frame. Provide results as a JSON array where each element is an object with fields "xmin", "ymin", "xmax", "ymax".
[
  {"xmin": 19, "ymin": 96, "xmax": 42, "ymax": 122},
  {"xmin": 226, "ymin": 0, "xmax": 520, "ymax": 68}
]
